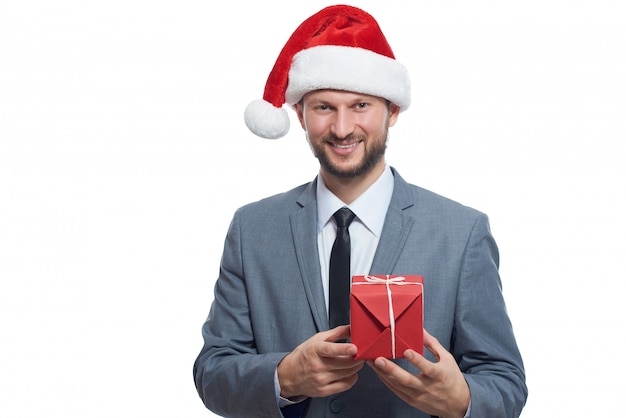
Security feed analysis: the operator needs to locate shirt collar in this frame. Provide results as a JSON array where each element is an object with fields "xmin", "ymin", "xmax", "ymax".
[{"xmin": 316, "ymin": 165, "xmax": 394, "ymax": 237}]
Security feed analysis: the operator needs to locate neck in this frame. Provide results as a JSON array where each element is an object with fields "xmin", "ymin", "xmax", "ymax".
[{"xmin": 320, "ymin": 162, "xmax": 386, "ymax": 205}]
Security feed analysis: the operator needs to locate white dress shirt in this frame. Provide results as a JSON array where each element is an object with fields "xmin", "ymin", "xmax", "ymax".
[{"xmin": 315, "ymin": 165, "xmax": 394, "ymax": 312}]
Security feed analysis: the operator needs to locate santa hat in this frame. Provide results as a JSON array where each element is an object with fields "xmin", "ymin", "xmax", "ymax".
[{"xmin": 244, "ymin": 4, "xmax": 411, "ymax": 139}]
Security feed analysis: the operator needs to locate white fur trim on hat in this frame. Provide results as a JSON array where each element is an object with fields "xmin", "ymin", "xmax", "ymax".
[{"xmin": 285, "ymin": 45, "xmax": 411, "ymax": 110}]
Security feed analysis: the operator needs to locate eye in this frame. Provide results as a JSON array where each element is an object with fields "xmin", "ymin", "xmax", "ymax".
[
  {"xmin": 355, "ymin": 102, "xmax": 369, "ymax": 110},
  {"xmin": 313, "ymin": 104, "xmax": 330, "ymax": 111}
]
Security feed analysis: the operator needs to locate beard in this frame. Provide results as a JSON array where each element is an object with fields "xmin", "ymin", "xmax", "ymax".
[{"xmin": 309, "ymin": 130, "xmax": 388, "ymax": 179}]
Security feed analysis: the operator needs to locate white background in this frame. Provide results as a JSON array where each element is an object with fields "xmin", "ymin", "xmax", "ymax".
[{"xmin": 1, "ymin": 1, "xmax": 624, "ymax": 416}]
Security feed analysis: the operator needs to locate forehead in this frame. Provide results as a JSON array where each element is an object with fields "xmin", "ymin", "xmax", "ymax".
[{"xmin": 302, "ymin": 89, "xmax": 386, "ymax": 104}]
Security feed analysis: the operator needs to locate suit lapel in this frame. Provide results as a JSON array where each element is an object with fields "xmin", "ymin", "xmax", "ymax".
[
  {"xmin": 370, "ymin": 169, "xmax": 415, "ymax": 274},
  {"xmin": 288, "ymin": 170, "xmax": 416, "ymax": 330},
  {"xmin": 291, "ymin": 180, "xmax": 328, "ymax": 331}
]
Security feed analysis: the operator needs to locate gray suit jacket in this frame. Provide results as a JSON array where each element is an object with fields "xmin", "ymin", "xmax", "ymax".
[{"xmin": 194, "ymin": 168, "xmax": 527, "ymax": 417}]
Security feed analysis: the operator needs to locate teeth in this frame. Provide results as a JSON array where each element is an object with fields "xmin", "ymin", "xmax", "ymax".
[{"xmin": 335, "ymin": 143, "xmax": 357, "ymax": 149}]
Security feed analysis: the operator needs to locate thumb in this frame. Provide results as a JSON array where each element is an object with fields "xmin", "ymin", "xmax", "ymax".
[
  {"xmin": 423, "ymin": 328, "xmax": 444, "ymax": 361},
  {"xmin": 322, "ymin": 324, "xmax": 351, "ymax": 342}
]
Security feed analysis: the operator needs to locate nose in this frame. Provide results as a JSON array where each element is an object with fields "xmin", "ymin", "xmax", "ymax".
[{"xmin": 329, "ymin": 108, "xmax": 356, "ymax": 140}]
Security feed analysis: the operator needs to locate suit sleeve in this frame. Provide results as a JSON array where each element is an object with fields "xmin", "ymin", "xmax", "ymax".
[
  {"xmin": 453, "ymin": 214, "xmax": 528, "ymax": 416},
  {"xmin": 193, "ymin": 210, "xmax": 287, "ymax": 418}
]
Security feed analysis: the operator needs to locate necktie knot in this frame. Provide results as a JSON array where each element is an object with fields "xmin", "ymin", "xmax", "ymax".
[{"xmin": 333, "ymin": 207, "xmax": 356, "ymax": 229}]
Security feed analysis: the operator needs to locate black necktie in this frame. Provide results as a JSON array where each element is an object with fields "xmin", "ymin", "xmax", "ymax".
[{"xmin": 329, "ymin": 207, "xmax": 356, "ymax": 328}]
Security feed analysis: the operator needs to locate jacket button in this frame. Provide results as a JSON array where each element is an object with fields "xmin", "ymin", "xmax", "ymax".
[{"xmin": 329, "ymin": 398, "xmax": 346, "ymax": 413}]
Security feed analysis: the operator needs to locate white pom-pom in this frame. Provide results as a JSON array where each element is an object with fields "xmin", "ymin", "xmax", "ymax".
[{"xmin": 244, "ymin": 99, "xmax": 290, "ymax": 139}]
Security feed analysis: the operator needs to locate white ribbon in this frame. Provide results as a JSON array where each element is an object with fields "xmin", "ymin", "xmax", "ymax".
[{"xmin": 353, "ymin": 275, "xmax": 417, "ymax": 358}]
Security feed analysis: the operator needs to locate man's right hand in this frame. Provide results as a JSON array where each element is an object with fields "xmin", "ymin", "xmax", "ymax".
[{"xmin": 277, "ymin": 325, "xmax": 364, "ymax": 399}]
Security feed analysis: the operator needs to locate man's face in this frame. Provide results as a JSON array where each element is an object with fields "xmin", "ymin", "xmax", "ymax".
[{"xmin": 295, "ymin": 90, "xmax": 399, "ymax": 179}]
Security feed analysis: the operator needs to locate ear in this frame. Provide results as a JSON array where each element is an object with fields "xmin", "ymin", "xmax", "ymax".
[
  {"xmin": 294, "ymin": 102, "xmax": 306, "ymax": 130},
  {"xmin": 388, "ymin": 103, "xmax": 400, "ymax": 127}
]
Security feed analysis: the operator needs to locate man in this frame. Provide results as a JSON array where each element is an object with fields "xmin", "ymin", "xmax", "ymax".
[{"xmin": 194, "ymin": 5, "xmax": 527, "ymax": 418}]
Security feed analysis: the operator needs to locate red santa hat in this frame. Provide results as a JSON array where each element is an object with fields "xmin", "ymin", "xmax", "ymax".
[{"xmin": 244, "ymin": 4, "xmax": 411, "ymax": 139}]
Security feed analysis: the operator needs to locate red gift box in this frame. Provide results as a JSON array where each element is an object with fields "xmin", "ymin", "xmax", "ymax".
[{"xmin": 350, "ymin": 275, "xmax": 424, "ymax": 360}]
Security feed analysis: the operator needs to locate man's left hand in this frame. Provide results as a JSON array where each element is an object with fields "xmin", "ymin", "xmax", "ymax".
[{"xmin": 368, "ymin": 329, "xmax": 470, "ymax": 418}]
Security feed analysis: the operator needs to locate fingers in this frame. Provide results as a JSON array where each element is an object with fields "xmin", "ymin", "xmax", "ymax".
[
  {"xmin": 422, "ymin": 328, "xmax": 442, "ymax": 362},
  {"xmin": 277, "ymin": 327, "xmax": 364, "ymax": 399},
  {"xmin": 369, "ymin": 357, "xmax": 418, "ymax": 405},
  {"xmin": 368, "ymin": 329, "xmax": 440, "ymax": 394},
  {"xmin": 319, "ymin": 324, "xmax": 352, "ymax": 344},
  {"xmin": 316, "ymin": 325, "xmax": 358, "ymax": 357},
  {"xmin": 368, "ymin": 329, "xmax": 471, "ymax": 417},
  {"xmin": 397, "ymin": 329, "xmax": 443, "ymax": 377}
]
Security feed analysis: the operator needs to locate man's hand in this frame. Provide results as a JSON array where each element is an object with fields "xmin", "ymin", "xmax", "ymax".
[
  {"xmin": 369, "ymin": 329, "xmax": 470, "ymax": 418},
  {"xmin": 277, "ymin": 325, "xmax": 365, "ymax": 399}
]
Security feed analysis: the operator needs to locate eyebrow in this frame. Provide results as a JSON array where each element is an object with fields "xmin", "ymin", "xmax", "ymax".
[{"xmin": 306, "ymin": 96, "xmax": 373, "ymax": 106}]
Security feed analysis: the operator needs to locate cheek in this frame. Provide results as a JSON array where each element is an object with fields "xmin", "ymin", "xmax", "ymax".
[
  {"xmin": 303, "ymin": 117, "xmax": 327, "ymax": 137},
  {"xmin": 358, "ymin": 113, "xmax": 389, "ymax": 134}
]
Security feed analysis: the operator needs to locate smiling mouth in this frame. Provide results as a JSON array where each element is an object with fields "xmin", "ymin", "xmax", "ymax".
[
  {"xmin": 332, "ymin": 142, "xmax": 359, "ymax": 149},
  {"xmin": 328, "ymin": 141, "xmax": 361, "ymax": 149}
]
